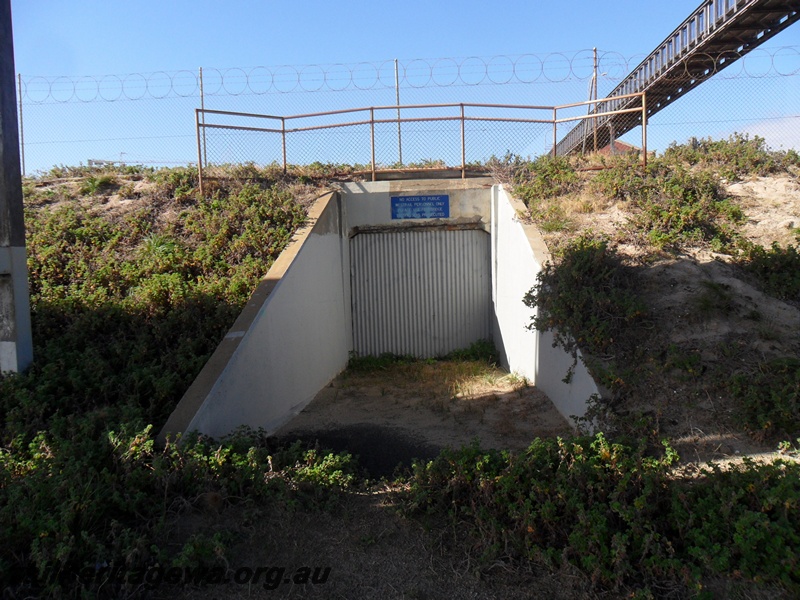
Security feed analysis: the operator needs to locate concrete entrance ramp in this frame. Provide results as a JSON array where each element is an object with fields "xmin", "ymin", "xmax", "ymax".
[{"xmin": 158, "ymin": 179, "xmax": 599, "ymax": 443}]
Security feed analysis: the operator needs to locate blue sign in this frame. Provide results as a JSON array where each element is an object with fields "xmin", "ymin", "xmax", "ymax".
[{"xmin": 391, "ymin": 195, "xmax": 450, "ymax": 219}]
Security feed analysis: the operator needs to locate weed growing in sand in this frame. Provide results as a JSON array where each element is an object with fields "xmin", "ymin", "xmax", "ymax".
[
  {"xmin": 524, "ymin": 233, "xmax": 646, "ymax": 390},
  {"xmin": 738, "ymin": 241, "xmax": 800, "ymax": 302},
  {"xmin": 405, "ymin": 435, "xmax": 800, "ymax": 595},
  {"xmin": 78, "ymin": 173, "xmax": 117, "ymax": 195},
  {"xmin": 348, "ymin": 340, "xmax": 498, "ymax": 374},
  {"xmin": 442, "ymin": 339, "xmax": 498, "ymax": 364},
  {"xmin": 665, "ymin": 344, "xmax": 703, "ymax": 378},
  {"xmin": 731, "ymin": 357, "xmax": 800, "ymax": 439},
  {"xmin": 692, "ymin": 280, "xmax": 736, "ymax": 318},
  {"xmin": 661, "ymin": 133, "xmax": 797, "ymax": 180},
  {"xmin": 346, "ymin": 352, "xmax": 418, "ymax": 372}
]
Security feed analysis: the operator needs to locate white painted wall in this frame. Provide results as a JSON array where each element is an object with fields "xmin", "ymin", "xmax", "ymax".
[
  {"xmin": 183, "ymin": 196, "xmax": 351, "ymax": 439},
  {"xmin": 491, "ymin": 185, "xmax": 598, "ymax": 425},
  {"xmin": 340, "ymin": 180, "xmax": 492, "ymax": 232},
  {"xmin": 165, "ymin": 180, "xmax": 599, "ymax": 441}
]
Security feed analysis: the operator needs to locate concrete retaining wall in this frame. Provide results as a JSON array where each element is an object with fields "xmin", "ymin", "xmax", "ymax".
[
  {"xmin": 491, "ymin": 185, "xmax": 598, "ymax": 425},
  {"xmin": 158, "ymin": 192, "xmax": 350, "ymax": 442}
]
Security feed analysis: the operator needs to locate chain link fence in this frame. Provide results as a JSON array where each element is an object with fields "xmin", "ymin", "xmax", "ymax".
[
  {"xmin": 16, "ymin": 46, "xmax": 800, "ymax": 176},
  {"xmin": 196, "ymin": 101, "xmax": 612, "ymax": 183}
]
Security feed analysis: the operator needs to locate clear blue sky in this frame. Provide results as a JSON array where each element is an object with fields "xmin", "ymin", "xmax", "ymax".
[
  {"xmin": 11, "ymin": 1, "xmax": 722, "ymax": 75},
  {"xmin": 9, "ymin": 1, "xmax": 800, "ymax": 171}
]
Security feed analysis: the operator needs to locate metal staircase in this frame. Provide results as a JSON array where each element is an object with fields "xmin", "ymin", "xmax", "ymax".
[{"xmin": 556, "ymin": 0, "xmax": 800, "ymax": 155}]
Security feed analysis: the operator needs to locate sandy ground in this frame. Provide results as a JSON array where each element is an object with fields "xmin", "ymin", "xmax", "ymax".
[{"xmin": 274, "ymin": 362, "xmax": 573, "ymax": 478}]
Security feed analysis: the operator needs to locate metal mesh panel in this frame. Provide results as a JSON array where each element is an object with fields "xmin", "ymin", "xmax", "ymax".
[
  {"xmin": 202, "ymin": 126, "xmax": 283, "ymax": 171},
  {"xmin": 286, "ymin": 125, "xmax": 372, "ymax": 168},
  {"xmin": 16, "ymin": 45, "xmax": 800, "ymax": 175},
  {"xmin": 464, "ymin": 120, "xmax": 553, "ymax": 163}
]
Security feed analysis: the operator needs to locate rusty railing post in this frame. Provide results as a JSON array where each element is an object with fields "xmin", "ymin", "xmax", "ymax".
[
  {"xmin": 460, "ymin": 104, "xmax": 466, "ymax": 179},
  {"xmin": 642, "ymin": 92, "xmax": 648, "ymax": 169},
  {"xmin": 281, "ymin": 117, "xmax": 287, "ymax": 173},
  {"xmin": 370, "ymin": 107, "xmax": 376, "ymax": 181},
  {"xmin": 395, "ymin": 59, "xmax": 402, "ymax": 166},
  {"xmin": 194, "ymin": 109, "xmax": 204, "ymax": 195}
]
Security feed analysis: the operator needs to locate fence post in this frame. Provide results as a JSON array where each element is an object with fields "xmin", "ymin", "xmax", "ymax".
[
  {"xmin": 642, "ymin": 92, "xmax": 648, "ymax": 168},
  {"xmin": 281, "ymin": 117, "xmax": 287, "ymax": 173},
  {"xmin": 16, "ymin": 73, "xmax": 23, "ymax": 176},
  {"xmin": 194, "ymin": 109, "xmax": 204, "ymax": 195},
  {"xmin": 370, "ymin": 107, "xmax": 376, "ymax": 181},
  {"xmin": 552, "ymin": 107, "xmax": 558, "ymax": 157},
  {"xmin": 395, "ymin": 59, "xmax": 402, "ymax": 165},
  {"xmin": 199, "ymin": 67, "xmax": 207, "ymax": 168},
  {"xmin": 460, "ymin": 104, "xmax": 466, "ymax": 179}
]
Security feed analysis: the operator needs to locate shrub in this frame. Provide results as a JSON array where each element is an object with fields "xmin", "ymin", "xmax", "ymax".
[
  {"xmin": 0, "ymin": 426, "xmax": 357, "ymax": 596},
  {"xmin": 0, "ymin": 167, "xmax": 309, "ymax": 596},
  {"xmin": 738, "ymin": 241, "xmax": 800, "ymax": 302},
  {"xmin": 661, "ymin": 133, "xmax": 794, "ymax": 180},
  {"xmin": 730, "ymin": 357, "xmax": 800, "ymax": 439},
  {"xmin": 406, "ymin": 435, "xmax": 682, "ymax": 590},
  {"xmin": 513, "ymin": 154, "xmax": 579, "ymax": 201},
  {"xmin": 524, "ymin": 234, "xmax": 646, "ymax": 360},
  {"xmin": 628, "ymin": 166, "xmax": 742, "ymax": 250},
  {"xmin": 405, "ymin": 436, "xmax": 800, "ymax": 594},
  {"xmin": 670, "ymin": 458, "xmax": 800, "ymax": 587}
]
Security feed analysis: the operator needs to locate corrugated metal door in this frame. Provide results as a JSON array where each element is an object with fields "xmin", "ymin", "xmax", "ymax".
[{"xmin": 351, "ymin": 228, "xmax": 491, "ymax": 358}]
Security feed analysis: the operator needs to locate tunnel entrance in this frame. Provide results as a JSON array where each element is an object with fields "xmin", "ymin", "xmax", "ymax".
[{"xmin": 160, "ymin": 179, "xmax": 600, "ymax": 443}]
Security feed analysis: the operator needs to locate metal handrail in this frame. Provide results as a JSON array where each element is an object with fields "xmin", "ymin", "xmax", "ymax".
[{"xmin": 195, "ymin": 94, "xmax": 647, "ymax": 192}]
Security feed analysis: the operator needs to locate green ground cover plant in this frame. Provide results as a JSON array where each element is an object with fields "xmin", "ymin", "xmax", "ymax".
[
  {"xmin": 511, "ymin": 154, "xmax": 581, "ymax": 232},
  {"xmin": 523, "ymin": 233, "xmax": 647, "ymax": 392},
  {"xmin": 0, "ymin": 166, "xmax": 312, "ymax": 596},
  {"xmin": 404, "ymin": 435, "xmax": 800, "ymax": 596},
  {"xmin": 346, "ymin": 340, "xmax": 499, "ymax": 373},
  {"xmin": 515, "ymin": 137, "xmax": 800, "ymax": 443},
  {"xmin": 738, "ymin": 240, "xmax": 800, "ymax": 302},
  {"xmin": 0, "ymin": 425, "xmax": 358, "ymax": 594},
  {"xmin": 660, "ymin": 133, "xmax": 800, "ymax": 180},
  {"xmin": 731, "ymin": 357, "xmax": 800, "ymax": 439},
  {"xmin": 590, "ymin": 157, "xmax": 744, "ymax": 251}
]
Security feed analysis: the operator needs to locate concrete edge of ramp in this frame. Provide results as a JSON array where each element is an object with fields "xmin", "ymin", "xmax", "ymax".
[
  {"xmin": 490, "ymin": 186, "xmax": 601, "ymax": 425},
  {"xmin": 157, "ymin": 191, "xmax": 342, "ymax": 445}
]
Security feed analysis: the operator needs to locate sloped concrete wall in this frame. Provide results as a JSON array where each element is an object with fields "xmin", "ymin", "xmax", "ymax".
[
  {"xmin": 159, "ymin": 192, "xmax": 351, "ymax": 442},
  {"xmin": 491, "ymin": 185, "xmax": 598, "ymax": 424}
]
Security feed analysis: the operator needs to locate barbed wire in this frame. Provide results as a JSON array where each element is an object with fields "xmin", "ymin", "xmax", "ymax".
[
  {"xmin": 19, "ymin": 46, "xmax": 800, "ymax": 104},
  {"xmin": 17, "ymin": 45, "xmax": 800, "ymax": 174}
]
